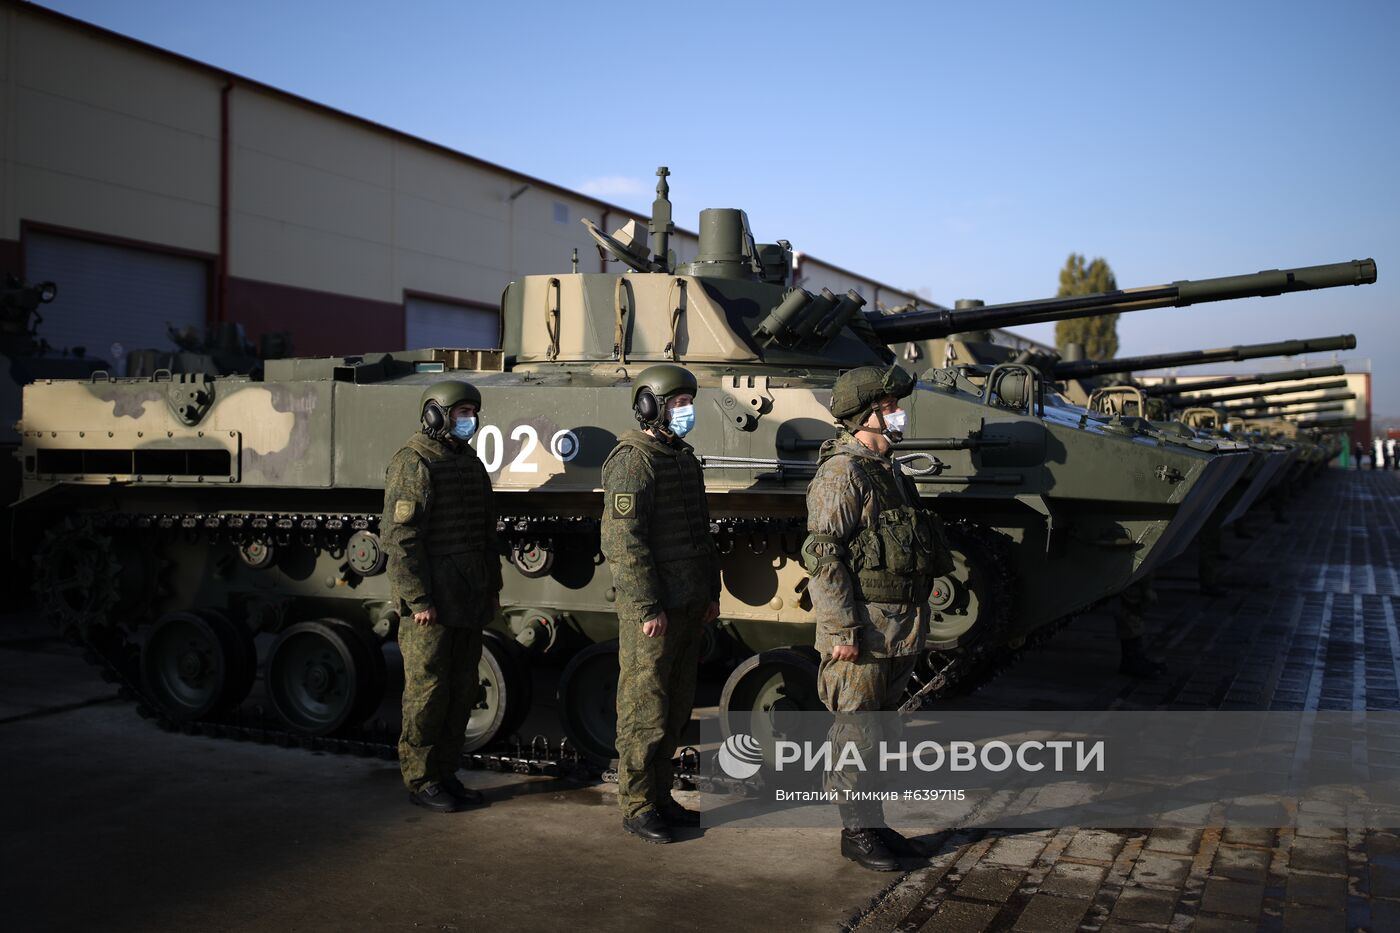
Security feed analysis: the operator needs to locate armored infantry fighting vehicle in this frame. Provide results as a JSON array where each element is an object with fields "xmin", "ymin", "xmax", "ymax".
[
  {"xmin": 1033, "ymin": 336, "xmax": 1358, "ymax": 531},
  {"xmin": 882, "ymin": 318, "xmax": 1360, "ymax": 530},
  {"xmin": 15, "ymin": 169, "xmax": 1377, "ymax": 765}
]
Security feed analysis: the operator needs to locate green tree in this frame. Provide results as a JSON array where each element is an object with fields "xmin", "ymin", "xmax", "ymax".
[{"xmin": 1054, "ymin": 254, "xmax": 1119, "ymax": 360}]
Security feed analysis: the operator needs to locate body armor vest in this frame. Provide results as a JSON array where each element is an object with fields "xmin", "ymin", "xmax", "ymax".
[
  {"xmin": 819, "ymin": 444, "xmax": 941, "ymax": 605},
  {"xmin": 605, "ymin": 435, "xmax": 714, "ymax": 564},
  {"xmin": 406, "ymin": 434, "xmax": 490, "ymax": 556}
]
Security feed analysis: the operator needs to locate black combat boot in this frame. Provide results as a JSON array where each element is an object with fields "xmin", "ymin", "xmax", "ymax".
[
  {"xmin": 657, "ymin": 797, "xmax": 701, "ymax": 827},
  {"xmin": 440, "ymin": 775, "xmax": 485, "ymax": 806},
  {"xmin": 1118, "ymin": 637, "xmax": 1167, "ymax": 678},
  {"xmin": 622, "ymin": 809, "xmax": 674, "ymax": 844},
  {"xmin": 857, "ymin": 800, "xmax": 920, "ymax": 857},
  {"xmin": 841, "ymin": 828, "xmax": 900, "ymax": 871},
  {"xmin": 408, "ymin": 783, "xmax": 460, "ymax": 813},
  {"xmin": 838, "ymin": 802, "xmax": 900, "ymax": 871}
]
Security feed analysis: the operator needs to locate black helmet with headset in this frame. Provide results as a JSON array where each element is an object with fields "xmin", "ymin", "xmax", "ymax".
[
  {"xmin": 631, "ymin": 364, "xmax": 698, "ymax": 432},
  {"xmin": 419, "ymin": 381, "xmax": 482, "ymax": 438}
]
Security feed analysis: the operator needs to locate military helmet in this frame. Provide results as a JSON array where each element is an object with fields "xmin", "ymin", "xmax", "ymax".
[
  {"xmin": 829, "ymin": 365, "xmax": 914, "ymax": 424},
  {"xmin": 420, "ymin": 380, "xmax": 482, "ymax": 436},
  {"xmin": 631, "ymin": 363, "xmax": 698, "ymax": 427}
]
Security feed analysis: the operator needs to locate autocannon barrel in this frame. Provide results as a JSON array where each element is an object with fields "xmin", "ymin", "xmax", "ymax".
[
  {"xmin": 1217, "ymin": 389, "xmax": 1356, "ymax": 411},
  {"xmin": 867, "ymin": 259, "xmax": 1376, "ymax": 344},
  {"xmin": 1293, "ymin": 416, "xmax": 1355, "ymax": 430},
  {"xmin": 1230, "ymin": 402, "xmax": 1349, "ymax": 419},
  {"xmin": 1170, "ymin": 378, "xmax": 1349, "ymax": 407},
  {"xmin": 1051, "ymin": 334, "xmax": 1357, "ymax": 381},
  {"xmin": 1145, "ymin": 364, "xmax": 1346, "ymax": 396}
]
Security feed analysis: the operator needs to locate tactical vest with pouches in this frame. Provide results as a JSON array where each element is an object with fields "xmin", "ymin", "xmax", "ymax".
[{"xmin": 815, "ymin": 443, "xmax": 943, "ymax": 605}]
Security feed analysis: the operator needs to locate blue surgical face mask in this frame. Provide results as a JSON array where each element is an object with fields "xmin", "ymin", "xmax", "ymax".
[
  {"xmin": 451, "ymin": 415, "xmax": 478, "ymax": 441},
  {"xmin": 668, "ymin": 404, "xmax": 696, "ymax": 437}
]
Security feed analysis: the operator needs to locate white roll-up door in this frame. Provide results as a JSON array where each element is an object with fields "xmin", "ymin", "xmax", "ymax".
[
  {"xmin": 25, "ymin": 231, "xmax": 209, "ymax": 374},
  {"xmin": 404, "ymin": 295, "xmax": 499, "ymax": 350}
]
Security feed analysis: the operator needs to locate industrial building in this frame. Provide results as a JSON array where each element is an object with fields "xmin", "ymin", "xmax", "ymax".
[{"xmin": 0, "ymin": 0, "xmax": 1010, "ymax": 373}]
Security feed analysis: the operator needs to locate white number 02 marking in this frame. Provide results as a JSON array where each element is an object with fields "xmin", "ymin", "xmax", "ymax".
[{"xmin": 474, "ymin": 425, "xmax": 579, "ymax": 473}]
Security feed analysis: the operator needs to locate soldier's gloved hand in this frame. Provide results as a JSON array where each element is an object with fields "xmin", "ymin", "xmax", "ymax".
[
  {"xmin": 703, "ymin": 601, "xmax": 720, "ymax": 625},
  {"xmin": 642, "ymin": 612, "xmax": 668, "ymax": 637},
  {"xmin": 830, "ymin": 644, "xmax": 858, "ymax": 662},
  {"xmin": 414, "ymin": 607, "xmax": 437, "ymax": 626}
]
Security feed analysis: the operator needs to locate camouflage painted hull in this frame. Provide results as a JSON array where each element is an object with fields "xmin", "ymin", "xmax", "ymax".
[{"xmin": 18, "ymin": 355, "xmax": 1243, "ymax": 658}]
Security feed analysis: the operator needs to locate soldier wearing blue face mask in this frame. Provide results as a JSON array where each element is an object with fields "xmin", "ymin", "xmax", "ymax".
[
  {"xmin": 802, "ymin": 364, "xmax": 950, "ymax": 870},
  {"xmin": 601, "ymin": 363, "xmax": 721, "ymax": 843},
  {"xmin": 383, "ymin": 381, "xmax": 502, "ymax": 813}
]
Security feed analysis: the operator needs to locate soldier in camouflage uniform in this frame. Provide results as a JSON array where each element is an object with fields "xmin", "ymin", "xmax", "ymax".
[
  {"xmin": 1115, "ymin": 577, "xmax": 1167, "ymax": 677},
  {"xmin": 383, "ymin": 381, "xmax": 502, "ymax": 813},
  {"xmin": 802, "ymin": 364, "xmax": 948, "ymax": 871},
  {"xmin": 601, "ymin": 363, "xmax": 720, "ymax": 844}
]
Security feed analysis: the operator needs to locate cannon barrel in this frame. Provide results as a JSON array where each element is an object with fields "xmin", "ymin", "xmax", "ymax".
[
  {"xmin": 1144, "ymin": 364, "xmax": 1346, "ymax": 396},
  {"xmin": 1170, "ymin": 378, "xmax": 1349, "ymax": 407},
  {"xmin": 1051, "ymin": 334, "xmax": 1357, "ymax": 380},
  {"xmin": 1293, "ymin": 416, "xmax": 1355, "ymax": 430},
  {"xmin": 867, "ymin": 259, "xmax": 1376, "ymax": 344},
  {"xmin": 1220, "ymin": 401, "xmax": 1355, "ymax": 420},
  {"xmin": 1217, "ymin": 390, "xmax": 1356, "ymax": 414},
  {"xmin": 1304, "ymin": 420, "xmax": 1356, "ymax": 433},
  {"xmin": 1229, "ymin": 402, "xmax": 1349, "ymax": 419}
]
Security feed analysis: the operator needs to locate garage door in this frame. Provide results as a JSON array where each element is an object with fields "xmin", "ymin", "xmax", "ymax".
[
  {"xmin": 25, "ymin": 231, "xmax": 209, "ymax": 374},
  {"xmin": 404, "ymin": 295, "xmax": 499, "ymax": 350}
]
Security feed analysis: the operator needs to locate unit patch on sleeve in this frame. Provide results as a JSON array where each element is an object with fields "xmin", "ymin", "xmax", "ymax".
[{"xmin": 611, "ymin": 493, "xmax": 636, "ymax": 518}]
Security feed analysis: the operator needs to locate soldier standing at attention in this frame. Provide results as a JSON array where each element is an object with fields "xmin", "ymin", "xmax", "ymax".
[
  {"xmin": 383, "ymin": 381, "xmax": 502, "ymax": 813},
  {"xmin": 803, "ymin": 365, "xmax": 947, "ymax": 871},
  {"xmin": 601, "ymin": 364, "xmax": 721, "ymax": 844}
]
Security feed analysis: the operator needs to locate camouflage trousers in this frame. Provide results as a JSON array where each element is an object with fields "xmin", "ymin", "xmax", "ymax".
[
  {"xmin": 818, "ymin": 653, "xmax": 919, "ymax": 829},
  {"xmin": 1114, "ymin": 577, "xmax": 1157, "ymax": 640},
  {"xmin": 398, "ymin": 622, "xmax": 482, "ymax": 791},
  {"xmin": 615, "ymin": 605, "xmax": 704, "ymax": 818}
]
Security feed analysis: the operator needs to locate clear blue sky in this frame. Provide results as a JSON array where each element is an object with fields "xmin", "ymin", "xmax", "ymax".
[{"xmin": 38, "ymin": 0, "xmax": 1400, "ymax": 414}]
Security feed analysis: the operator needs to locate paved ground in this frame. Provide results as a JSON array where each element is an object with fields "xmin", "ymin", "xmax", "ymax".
[
  {"xmin": 851, "ymin": 467, "xmax": 1400, "ymax": 932},
  {"xmin": 0, "ymin": 629, "xmax": 888, "ymax": 933},
  {"xmin": 1, "ymin": 467, "xmax": 1395, "ymax": 932}
]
